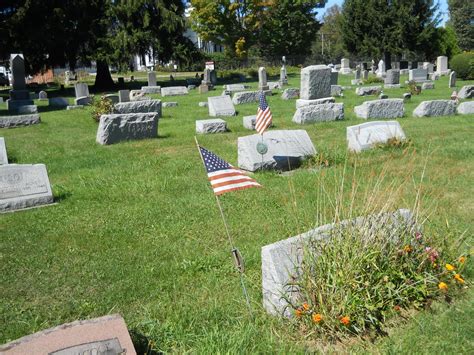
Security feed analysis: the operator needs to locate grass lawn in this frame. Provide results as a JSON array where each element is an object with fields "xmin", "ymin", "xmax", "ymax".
[{"xmin": 1, "ymin": 72, "xmax": 473, "ymax": 353}]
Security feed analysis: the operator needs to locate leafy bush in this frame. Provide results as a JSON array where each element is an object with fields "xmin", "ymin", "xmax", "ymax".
[
  {"xmin": 363, "ymin": 76, "xmax": 383, "ymax": 84},
  {"xmin": 450, "ymin": 52, "xmax": 474, "ymax": 80},
  {"xmin": 91, "ymin": 96, "xmax": 113, "ymax": 122},
  {"xmin": 407, "ymin": 80, "xmax": 422, "ymax": 95}
]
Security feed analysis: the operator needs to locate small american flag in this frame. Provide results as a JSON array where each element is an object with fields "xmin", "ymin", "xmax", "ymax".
[
  {"xmin": 255, "ymin": 91, "xmax": 272, "ymax": 135},
  {"xmin": 199, "ymin": 146, "xmax": 261, "ymax": 195}
]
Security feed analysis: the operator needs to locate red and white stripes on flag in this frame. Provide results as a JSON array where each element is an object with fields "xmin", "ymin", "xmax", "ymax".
[
  {"xmin": 199, "ymin": 146, "xmax": 261, "ymax": 195},
  {"xmin": 255, "ymin": 91, "xmax": 272, "ymax": 135}
]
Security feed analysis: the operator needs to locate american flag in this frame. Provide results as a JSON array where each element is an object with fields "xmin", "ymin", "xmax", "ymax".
[
  {"xmin": 199, "ymin": 146, "xmax": 261, "ymax": 195},
  {"xmin": 255, "ymin": 91, "xmax": 272, "ymax": 135}
]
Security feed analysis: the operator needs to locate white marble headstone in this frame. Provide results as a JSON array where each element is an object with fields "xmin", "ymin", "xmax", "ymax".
[{"xmin": 346, "ymin": 121, "xmax": 406, "ymax": 153}]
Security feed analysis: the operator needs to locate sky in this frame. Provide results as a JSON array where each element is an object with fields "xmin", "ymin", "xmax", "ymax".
[{"xmin": 318, "ymin": 0, "xmax": 449, "ymax": 27}]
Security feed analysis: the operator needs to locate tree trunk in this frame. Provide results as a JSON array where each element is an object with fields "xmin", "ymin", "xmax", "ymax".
[
  {"xmin": 94, "ymin": 59, "xmax": 115, "ymax": 90},
  {"xmin": 384, "ymin": 52, "xmax": 392, "ymax": 70}
]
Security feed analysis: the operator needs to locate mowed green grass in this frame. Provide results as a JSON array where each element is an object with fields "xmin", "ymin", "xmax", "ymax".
[{"xmin": 0, "ymin": 72, "xmax": 473, "ymax": 353}]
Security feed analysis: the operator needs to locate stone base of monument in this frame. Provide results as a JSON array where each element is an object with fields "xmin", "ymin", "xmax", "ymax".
[
  {"xmin": 15, "ymin": 105, "xmax": 38, "ymax": 114},
  {"xmin": 141, "ymin": 86, "xmax": 161, "ymax": 94},
  {"xmin": 339, "ymin": 68, "xmax": 352, "ymax": 75},
  {"xmin": 113, "ymin": 100, "xmax": 162, "ymax": 116},
  {"xmin": 347, "ymin": 121, "xmax": 406, "ymax": 153},
  {"xmin": 384, "ymin": 84, "xmax": 401, "ymax": 89},
  {"xmin": 295, "ymin": 97, "xmax": 335, "ymax": 109},
  {"xmin": 6, "ymin": 99, "xmax": 34, "ymax": 111},
  {"xmin": 292, "ymin": 103, "xmax": 344, "ymax": 124},
  {"xmin": 0, "ymin": 114, "xmax": 41, "ymax": 128},
  {"xmin": 196, "ymin": 119, "xmax": 228, "ymax": 134},
  {"xmin": 413, "ymin": 100, "xmax": 456, "ymax": 117},
  {"xmin": 75, "ymin": 96, "xmax": 92, "ymax": 105},
  {"xmin": 261, "ymin": 209, "xmax": 415, "ymax": 317},
  {"xmin": 198, "ymin": 84, "xmax": 210, "ymax": 94},
  {"xmin": 238, "ymin": 130, "xmax": 316, "ymax": 172},
  {"xmin": 96, "ymin": 113, "xmax": 159, "ymax": 145},
  {"xmin": 354, "ymin": 99, "xmax": 405, "ymax": 119},
  {"xmin": 0, "ymin": 314, "xmax": 136, "ymax": 355},
  {"xmin": 0, "ymin": 164, "xmax": 54, "ymax": 213}
]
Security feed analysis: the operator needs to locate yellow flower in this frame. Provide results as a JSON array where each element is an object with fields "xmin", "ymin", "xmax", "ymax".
[
  {"xmin": 312, "ymin": 313, "xmax": 323, "ymax": 323},
  {"xmin": 340, "ymin": 316, "xmax": 350, "ymax": 326},
  {"xmin": 302, "ymin": 303, "xmax": 310, "ymax": 311},
  {"xmin": 454, "ymin": 274, "xmax": 465, "ymax": 284},
  {"xmin": 404, "ymin": 245, "xmax": 413, "ymax": 253},
  {"xmin": 445, "ymin": 263, "xmax": 455, "ymax": 271},
  {"xmin": 438, "ymin": 282, "xmax": 448, "ymax": 291},
  {"xmin": 459, "ymin": 256, "xmax": 466, "ymax": 264}
]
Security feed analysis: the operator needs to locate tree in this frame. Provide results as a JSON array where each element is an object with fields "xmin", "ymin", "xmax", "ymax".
[
  {"xmin": 447, "ymin": 0, "xmax": 474, "ymax": 51},
  {"xmin": 258, "ymin": 0, "xmax": 325, "ymax": 59},
  {"xmin": 437, "ymin": 25, "xmax": 461, "ymax": 59},
  {"xmin": 340, "ymin": 0, "xmax": 441, "ymax": 67}
]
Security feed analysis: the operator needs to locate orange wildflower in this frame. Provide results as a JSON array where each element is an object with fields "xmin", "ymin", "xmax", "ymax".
[
  {"xmin": 438, "ymin": 282, "xmax": 448, "ymax": 291},
  {"xmin": 295, "ymin": 309, "xmax": 303, "ymax": 318},
  {"xmin": 403, "ymin": 245, "xmax": 412, "ymax": 253},
  {"xmin": 454, "ymin": 274, "xmax": 465, "ymax": 284},
  {"xmin": 340, "ymin": 316, "xmax": 350, "ymax": 326},
  {"xmin": 445, "ymin": 263, "xmax": 455, "ymax": 271},
  {"xmin": 459, "ymin": 256, "xmax": 466, "ymax": 264},
  {"xmin": 312, "ymin": 313, "xmax": 323, "ymax": 323},
  {"xmin": 302, "ymin": 303, "xmax": 310, "ymax": 311},
  {"xmin": 394, "ymin": 305, "xmax": 401, "ymax": 312}
]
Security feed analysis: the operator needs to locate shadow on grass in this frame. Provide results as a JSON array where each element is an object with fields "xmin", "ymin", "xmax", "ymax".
[{"xmin": 129, "ymin": 329, "xmax": 162, "ymax": 355}]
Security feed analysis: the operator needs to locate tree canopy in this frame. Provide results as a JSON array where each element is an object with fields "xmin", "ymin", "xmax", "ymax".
[{"xmin": 448, "ymin": 0, "xmax": 474, "ymax": 52}]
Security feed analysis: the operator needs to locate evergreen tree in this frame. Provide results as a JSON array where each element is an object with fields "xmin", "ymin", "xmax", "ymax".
[{"xmin": 448, "ymin": 0, "xmax": 474, "ymax": 51}]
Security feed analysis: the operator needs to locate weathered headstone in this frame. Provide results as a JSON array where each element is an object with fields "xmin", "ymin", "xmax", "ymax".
[
  {"xmin": 0, "ymin": 164, "xmax": 53, "ymax": 212},
  {"xmin": 456, "ymin": 101, "xmax": 474, "ymax": 115},
  {"xmin": 354, "ymin": 99, "xmax": 404, "ymax": 119},
  {"xmin": 458, "ymin": 85, "xmax": 473, "ymax": 99},
  {"xmin": 0, "ymin": 114, "xmax": 41, "ymax": 128},
  {"xmin": 0, "ymin": 138, "xmax": 7, "ymax": 165},
  {"xmin": 362, "ymin": 70, "xmax": 369, "ymax": 80},
  {"xmin": 340, "ymin": 58, "xmax": 351, "ymax": 74},
  {"xmin": 96, "ymin": 113, "xmax": 159, "ymax": 145},
  {"xmin": 352, "ymin": 68, "xmax": 361, "ymax": 85},
  {"xmin": 160, "ymin": 86, "xmax": 188, "ymax": 96},
  {"xmin": 347, "ymin": 121, "xmax": 406, "ymax": 152},
  {"xmin": 238, "ymin": 130, "xmax": 316, "ymax": 172},
  {"xmin": 330, "ymin": 71, "xmax": 338, "ymax": 85},
  {"xmin": 232, "ymin": 91, "xmax": 259, "ymax": 105},
  {"xmin": 6, "ymin": 54, "xmax": 33, "ymax": 111},
  {"xmin": 384, "ymin": 69, "xmax": 400, "ymax": 88},
  {"xmin": 141, "ymin": 86, "xmax": 161, "ymax": 94},
  {"xmin": 196, "ymin": 119, "xmax": 227, "ymax": 134},
  {"xmin": 258, "ymin": 67, "xmax": 269, "ymax": 91},
  {"xmin": 148, "ymin": 71, "xmax": 157, "ymax": 86},
  {"xmin": 130, "ymin": 90, "xmax": 146, "ymax": 101},
  {"xmin": 261, "ymin": 209, "xmax": 414, "ymax": 317},
  {"xmin": 296, "ymin": 97, "xmax": 335, "ymax": 109},
  {"xmin": 118, "ymin": 90, "xmax": 130, "ymax": 103},
  {"xmin": 355, "ymin": 86, "xmax": 382, "ymax": 96},
  {"xmin": 281, "ymin": 88, "xmax": 300, "ymax": 100},
  {"xmin": 38, "ymin": 91, "xmax": 48, "ymax": 101},
  {"xmin": 208, "ymin": 95, "xmax": 236, "ymax": 116},
  {"xmin": 376, "ymin": 59, "xmax": 386, "ymax": 78},
  {"xmin": 199, "ymin": 68, "xmax": 212, "ymax": 94},
  {"xmin": 331, "ymin": 85, "xmax": 342, "ymax": 97},
  {"xmin": 413, "ymin": 100, "xmax": 456, "ymax": 117},
  {"xmin": 292, "ymin": 103, "xmax": 344, "ymax": 124},
  {"xmin": 421, "ymin": 82, "xmax": 434, "ymax": 90},
  {"xmin": 300, "ymin": 65, "xmax": 331, "ymax": 100},
  {"xmin": 423, "ymin": 62, "xmax": 434, "ymax": 74},
  {"xmin": 449, "ymin": 71, "xmax": 456, "ymax": 88},
  {"xmin": 436, "ymin": 56, "xmax": 449, "ymax": 75},
  {"xmin": 280, "ymin": 66, "xmax": 288, "ymax": 85},
  {"xmin": 0, "ymin": 314, "xmax": 136, "ymax": 355},
  {"xmin": 74, "ymin": 82, "xmax": 90, "ymax": 98},
  {"xmin": 408, "ymin": 69, "xmax": 428, "ymax": 82},
  {"xmin": 113, "ymin": 99, "xmax": 162, "ymax": 116}
]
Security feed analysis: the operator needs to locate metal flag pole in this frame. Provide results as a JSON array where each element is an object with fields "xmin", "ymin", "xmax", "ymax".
[{"xmin": 194, "ymin": 136, "xmax": 253, "ymax": 315}]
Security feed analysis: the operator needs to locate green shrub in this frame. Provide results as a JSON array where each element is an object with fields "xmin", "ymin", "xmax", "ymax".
[
  {"xmin": 91, "ymin": 95, "xmax": 113, "ymax": 122},
  {"xmin": 363, "ymin": 76, "xmax": 383, "ymax": 84},
  {"xmin": 407, "ymin": 80, "xmax": 422, "ymax": 95},
  {"xmin": 450, "ymin": 52, "xmax": 474, "ymax": 80}
]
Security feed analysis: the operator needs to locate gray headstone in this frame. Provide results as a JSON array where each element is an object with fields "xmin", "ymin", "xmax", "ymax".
[
  {"xmin": 38, "ymin": 91, "xmax": 48, "ymax": 100},
  {"xmin": 413, "ymin": 100, "xmax": 456, "ymax": 117},
  {"xmin": 118, "ymin": 90, "xmax": 130, "ymax": 103},
  {"xmin": 409, "ymin": 69, "xmax": 428, "ymax": 82},
  {"xmin": 160, "ymin": 86, "xmax": 188, "ymax": 96},
  {"xmin": 202, "ymin": 68, "xmax": 211, "ymax": 85},
  {"xmin": 243, "ymin": 115, "xmax": 257, "ymax": 130},
  {"xmin": 74, "ymin": 83, "xmax": 90, "ymax": 98},
  {"xmin": 385, "ymin": 69, "xmax": 400, "ymax": 85},
  {"xmin": 113, "ymin": 99, "xmax": 162, "ymax": 116},
  {"xmin": 292, "ymin": 103, "xmax": 344, "ymax": 124},
  {"xmin": 196, "ymin": 119, "xmax": 227, "ymax": 134},
  {"xmin": 96, "ymin": 113, "xmax": 159, "ymax": 145},
  {"xmin": 340, "ymin": 58, "xmax": 351, "ymax": 74},
  {"xmin": 421, "ymin": 82, "xmax": 435, "ymax": 90},
  {"xmin": 130, "ymin": 90, "xmax": 146, "ymax": 101},
  {"xmin": 347, "ymin": 121, "xmax": 406, "ymax": 153},
  {"xmin": 232, "ymin": 91, "xmax": 259, "ymax": 105},
  {"xmin": 331, "ymin": 85, "xmax": 342, "ymax": 97},
  {"xmin": 295, "ymin": 97, "xmax": 335, "ymax": 109},
  {"xmin": 0, "ymin": 164, "xmax": 53, "ymax": 212},
  {"xmin": 423, "ymin": 62, "xmax": 434, "ymax": 74},
  {"xmin": 436, "ymin": 56, "xmax": 448, "ymax": 75},
  {"xmin": 281, "ymin": 88, "xmax": 300, "ymax": 100},
  {"xmin": 210, "ymin": 70, "xmax": 217, "ymax": 85},
  {"xmin": 163, "ymin": 102, "xmax": 178, "ymax": 107},
  {"xmin": 258, "ymin": 67, "xmax": 269, "ymax": 91},
  {"xmin": 0, "ymin": 138, "xmax": 7, "ymax": 165},
  {"xmin": 456, "ymin": 101, "xmax": 474, "ymax": 115},
  {"xmin": 268, "ymin": 82, "xmax": 281, "ymax": 90},
  {"xmin": 10, "ymin": 54, "xmax": 26, "ymax": 90},
  {"xmin": 0, "ymin": 114, "xmax": 41, "ymax": 128},
  {"xmin": 208, "ymin": 95, "xmax": 236, "ymax": 116},
  {"xmin": 49, "ymin": 97, "xmax": 69, "ymax": 107},
  {"xmin": 262, "ymin": 209, "xmax": 414, "ymax": 317},
  {"xmin": 377, "ymin": 60, "xmax": 386, "ymax": 78},
  {"xmin": 280, "ymin": 66, "xmax": 288, "ymax": 85},
  {"xmin": 141, "ymin": 86, "xmax": 161, "ymax": 94},
  {"xmin": 458, "ymin": 85, "xmax": 473, "ymax": 99},
  {"xmin": 354, "ymin": 99, "xmax": 404, "ymax": 119},
  {"xmin": 362, "ymin": 70, "xmax": 369, "ymax": 80},
  {"xmin": 75, "ymin": 96, "xmax": 92, "ymax": 106},
  {"xmin": 403, "ymin": 93, "xmax": 411, "ymax": 100},
  {"xmin": 330, "ymin": 71, "xmax": 339, "ymax": 85},
  {"xmin": 148, "ymin": 72, "xmax": 157, "ymax": 86},
  {"xmin": 300, "ymin": 65, "xmax": 331, "ymax": 100},
  {"xmin": 355, "ymin": 86, "xmax": 382, "ymax": 96},
  {"xmin": 354, "ymin": 68, "xmax": 361, "ymax": 80},
  {"xmin": 238, "ymin": 130, "xmax": 316, "ymax": 172},
  {"xmin": 449, "ymin": 72, "xmax": 456, "ymax": 88}
]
